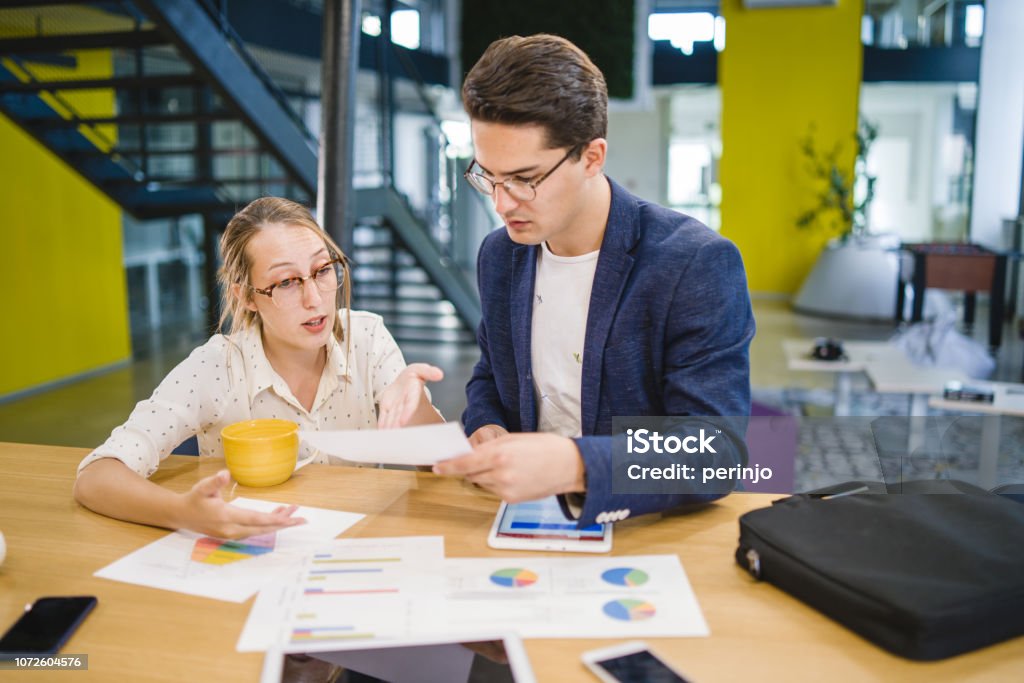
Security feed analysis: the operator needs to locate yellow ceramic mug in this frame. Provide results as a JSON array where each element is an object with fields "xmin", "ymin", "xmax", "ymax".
[{"xmin": 221, "ymin": 419, "xmax": 300, "ymax": 487}]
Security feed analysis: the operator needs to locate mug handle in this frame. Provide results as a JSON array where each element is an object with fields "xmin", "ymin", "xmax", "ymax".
[{"xmin": 295, "ymin": 449, "xmax": 318, "ymax": 471}]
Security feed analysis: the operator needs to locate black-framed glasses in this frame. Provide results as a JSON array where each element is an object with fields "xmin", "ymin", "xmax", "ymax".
[
  {"xmin": 463, "ymin": 144, "xmax": 582, "ymax": 202},
  {"xmin": 249, "ymin": 257, "xmax": 345, "ymax": 308}
]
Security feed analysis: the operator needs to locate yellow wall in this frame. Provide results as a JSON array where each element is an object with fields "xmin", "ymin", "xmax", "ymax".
[
  {"xmin": 719, "ymin": 0, "xmax": 863, "ymax": 294},
  {"xmin": 0, "ymin": 50, "xmax": 130, "ymax": 396}
]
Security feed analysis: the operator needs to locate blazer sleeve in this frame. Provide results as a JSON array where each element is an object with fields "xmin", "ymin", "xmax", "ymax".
[
  {"xmin": 564, "ymin": 237, "xmax": 756, "ymax": 527},
  {"xmin": 462, "ymin": 318, "xmax": 509, "ymax": 436},
  {"xmin": 461, "ymin": 238, "xmax": 510, "ymax": 436}
]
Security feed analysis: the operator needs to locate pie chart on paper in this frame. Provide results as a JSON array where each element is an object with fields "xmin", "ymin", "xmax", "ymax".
[
  {"xmin": 190, "ymin": 532, "xmax": 276, "ymax": 565},
  {"xmin": 603, "ymin": 598, "xmax": 657, "ymax": 621},
  {"xmin": 601, "ymin": 567, "xmax": 650, "ymax": 587},
  {"xmin": 490, "ymin": 567, "xmax": 539, "ymax": 588}
]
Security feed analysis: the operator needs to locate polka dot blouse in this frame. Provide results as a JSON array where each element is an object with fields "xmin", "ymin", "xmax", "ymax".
[{"xmin": 78, "ymin": 310, "xmax": 409, "ymax": 478}]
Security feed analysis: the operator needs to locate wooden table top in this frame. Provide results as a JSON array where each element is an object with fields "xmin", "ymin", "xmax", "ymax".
[{"xmin": 1, "ymin": 442, "xmax": 1021, "ymax": 681}]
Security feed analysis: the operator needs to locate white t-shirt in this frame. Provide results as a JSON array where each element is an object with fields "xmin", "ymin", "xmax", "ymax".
[
  {"xmin": 530, "ymin": 241, "xmax": 600, "ymax": 438},
  {"xmin": 78, "ymin": 310, "xmax": 409, "ymax": 478}
]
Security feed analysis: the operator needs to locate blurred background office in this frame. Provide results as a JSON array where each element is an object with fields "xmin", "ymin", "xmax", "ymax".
[{"xmin": 1, "ymin": 0, "xmax": 1022, "ymax": 468}]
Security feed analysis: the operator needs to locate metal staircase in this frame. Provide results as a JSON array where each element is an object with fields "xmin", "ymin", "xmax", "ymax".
[
  {"xmin": 351, "ymin": 220, "xmax": 475, "ymax": 345},
  {"xmin": 0, "ymin": 0, "xmax": 316, "ymax": 218},
  {"xmin": 352, "ymin": 186, "xmax": 478, "ymax": 344},
  {"xmin": 0, "ymin": 0, "xmax": 478, "ymax": 342}
]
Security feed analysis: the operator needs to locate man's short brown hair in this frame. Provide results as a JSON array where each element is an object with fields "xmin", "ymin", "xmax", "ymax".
[{"xmin": 462, "ymin": 34, "xmax": 608, "ymax": 157}]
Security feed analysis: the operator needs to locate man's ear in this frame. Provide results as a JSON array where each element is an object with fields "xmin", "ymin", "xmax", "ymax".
[
  {"xmin": 233, "ymin": 282, "xmax": 258, "ymax": 313},
  {"xmin": 581, "ymin": 138, "xmax": 607, "ymax": 177}
]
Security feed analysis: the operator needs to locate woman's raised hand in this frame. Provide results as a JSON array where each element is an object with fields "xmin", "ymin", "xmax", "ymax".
[
  {"xmin": 377, "ymin": 363, "xmax": 444, "ymax": 429},
  {"xmin": 176, "ymin": 470, "xmax": 306, "ymax": 539}
]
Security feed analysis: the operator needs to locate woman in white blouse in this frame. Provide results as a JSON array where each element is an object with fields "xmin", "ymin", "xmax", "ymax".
[{"xmin": 74, "ymin": 197, "xmax": 444, "ymax": 538}]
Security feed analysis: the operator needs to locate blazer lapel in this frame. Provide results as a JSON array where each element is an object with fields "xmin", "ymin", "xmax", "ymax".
[
  {"xmin": 510, "ymin": 244, "xmax": 538, "ymax": 432},
  {"xmin": 581, "ymin": 180, "xmax": 639, "ymax": 436}
]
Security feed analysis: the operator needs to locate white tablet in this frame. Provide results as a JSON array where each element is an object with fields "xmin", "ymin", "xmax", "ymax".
[
  {"xmin": 487, "ymin": 496, "xmax": 612, "ymax": 553},
  {"xmin": 260, "ymin": 634, "xmax": 536, "ymax": 683}
]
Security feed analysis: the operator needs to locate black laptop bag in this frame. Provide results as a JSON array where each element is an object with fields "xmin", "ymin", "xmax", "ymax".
[{"xmin": 735, "ymin": 481, "xmax": 1024, "ymax": 660}]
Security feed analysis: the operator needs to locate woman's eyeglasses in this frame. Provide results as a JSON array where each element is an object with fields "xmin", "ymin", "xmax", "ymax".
[{"xmin": 249, "ymin": 258, "xmax": 345, "ymax": 308}]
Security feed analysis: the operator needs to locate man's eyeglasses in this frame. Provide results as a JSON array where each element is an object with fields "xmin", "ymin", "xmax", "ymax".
[
  {"xmin": 249, "ymin": 257, "xmax": 345, "ymax": 308},
  {"xmin": 463, "ymin": 144, "xmax": 582, "ymax": 202}
]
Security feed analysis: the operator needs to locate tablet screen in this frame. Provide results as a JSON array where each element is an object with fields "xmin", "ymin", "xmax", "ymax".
[
  {"xmin": 495, "ymin": 497, "xmax": 606, "ymax": 542},
  {"xmin": 262, "ymin": 637, "xmax": 534, "ymax": 683}
]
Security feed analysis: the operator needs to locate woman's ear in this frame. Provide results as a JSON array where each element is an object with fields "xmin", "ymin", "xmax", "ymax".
[{"xmin": 233, "ymin": 283, "xmax": 259, "ymax": 313}]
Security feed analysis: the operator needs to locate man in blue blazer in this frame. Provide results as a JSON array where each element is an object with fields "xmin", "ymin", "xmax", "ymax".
[{"xmin": 434, "ymin": 34, "xmax": 755, "ymax": 528}]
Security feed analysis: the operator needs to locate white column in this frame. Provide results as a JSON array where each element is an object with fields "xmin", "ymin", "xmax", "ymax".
[
  {"xmin": 606, "ymin": 101, "xmax": 665, "ymax": 206},
  {"xmin": 186, "ymin": 249, "xmax": 201, "ymax": 330},
  {"xmin": 146, "ymin": 257, "xmax": 161, "ymax": 331},
  {"xmin": 970, "ymin": 0, "xmax": 1024, "ymax": 248}
]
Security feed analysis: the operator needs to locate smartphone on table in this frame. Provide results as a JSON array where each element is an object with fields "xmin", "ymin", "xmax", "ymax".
[
  {"xmin": 582, "ymin": 641, "xmax": 691, "ymax": 683},
  {"xmin": 0, "ymin": 596, "xmax": 97, "ymax": 657}
]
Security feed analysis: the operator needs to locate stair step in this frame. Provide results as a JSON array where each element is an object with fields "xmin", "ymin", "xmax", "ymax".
[
  {"xmin": 382, "ymin": 326, "xmax": 477, "ymax": 345},
  {"xmin": 372, "ymin": 312, "xmax": 465, "ymax": 330},
  {"xmin": 353, "ymin": 298, "xmax": 458, "ymax": 315},
  {"xmin": 353, "ymin": 226, "xmax": 393, "ymax": 244},
  {"xmin": 353, "ymin": 290, "xmax": 448, "ymax": 304},
  {"xmin": 351, "ymin": 271, "xmax": 435, "ymax": 287},
  {"xmin": 350, "ymin": 253, "xmax": 421, "ymax": 268},
  {"xmin": 351, "ymin": 238, "xmax": 395, "ymax": 250},
  {"xmin": 352, "ymin": 283, "xmax": 443, "ymax": 298},
  {"xmin": 351, "ymin": 246, "xmax": 397, "ymax": 260},
  {"xmin": 357, "ymin": 251, "xmax": 418, "ymax": 264}
]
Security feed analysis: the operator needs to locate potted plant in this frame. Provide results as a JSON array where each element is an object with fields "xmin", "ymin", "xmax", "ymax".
[
  {"xmin": 792, "ymin": 118, "xmax": 903, "ymax": 321},
  {"xmin": 796, "ymin": 119, "xmax": 877, "ymax": 240}
]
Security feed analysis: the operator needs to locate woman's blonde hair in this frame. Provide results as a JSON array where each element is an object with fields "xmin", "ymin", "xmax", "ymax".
[{"xmin": 217, "ymin": 197, "xmax": 351, "ymax": 343}]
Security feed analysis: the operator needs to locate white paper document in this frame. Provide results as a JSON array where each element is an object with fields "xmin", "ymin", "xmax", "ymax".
[
  {"xmin": 242, "ymin": 550, "xmax": 707, "ymax": 651},
  {"xmin": 94, "ymin": 498, "xmax": 364, "ymax": 602},
  {"xmin": 237, "ymin": 536, "xmax": 446, "ymax": 652},
  {"xmin": 439, "ymin": 554, "xmax": 709, "ymax": 639},
  {"xmin": 300, "ymin": 422, "xmax": 472, "ymax": 466}
]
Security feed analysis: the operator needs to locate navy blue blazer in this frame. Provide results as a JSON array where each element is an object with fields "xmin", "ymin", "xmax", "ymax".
[{"xmin": 462, "ymin": 178, "xmax": 755, "ymax": 527}]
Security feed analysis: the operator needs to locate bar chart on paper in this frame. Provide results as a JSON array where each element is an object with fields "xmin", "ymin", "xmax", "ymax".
[
  {"xmin": 302, "ymin": 551, "xmax": 402, "ymax": 596},
  {"xmin": 237, "ymin": 536, "xmax": 447, "ymax": 652},
  {"xmin": 287, "ymin": 542, "xmax": 444, "ymax": 644},
  {"xmin": 239, "ymin": 548, "xmax": 710, "ymax": 651}
]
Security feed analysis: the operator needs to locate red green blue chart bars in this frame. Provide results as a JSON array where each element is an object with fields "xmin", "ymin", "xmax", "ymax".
[
  {"xmin": 303, "ymin": 553, "xmax": 401, "ymax": 595},
  {"xmin": 290, "ymin": 553, "xmax": 404, "ymax": 643},
  {"xmin": 490, "ymin": 567, "xmax": 539, "ymax": 588},
  {"xmin": 190, "ymin": 533, "xmax": 276, "ymax": 565},
  {"xmin": 603, "ymin": 598, "xmax": 658, "ymax": 622},
  {"xmin": 601, "ymin": 567, "xmax": 650, "ymax": 587}
]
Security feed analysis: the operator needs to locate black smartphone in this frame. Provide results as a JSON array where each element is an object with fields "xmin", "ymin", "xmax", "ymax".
[{"xmin": 0, "ymin": 596, "xmax": 97, "ymax": 657}]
